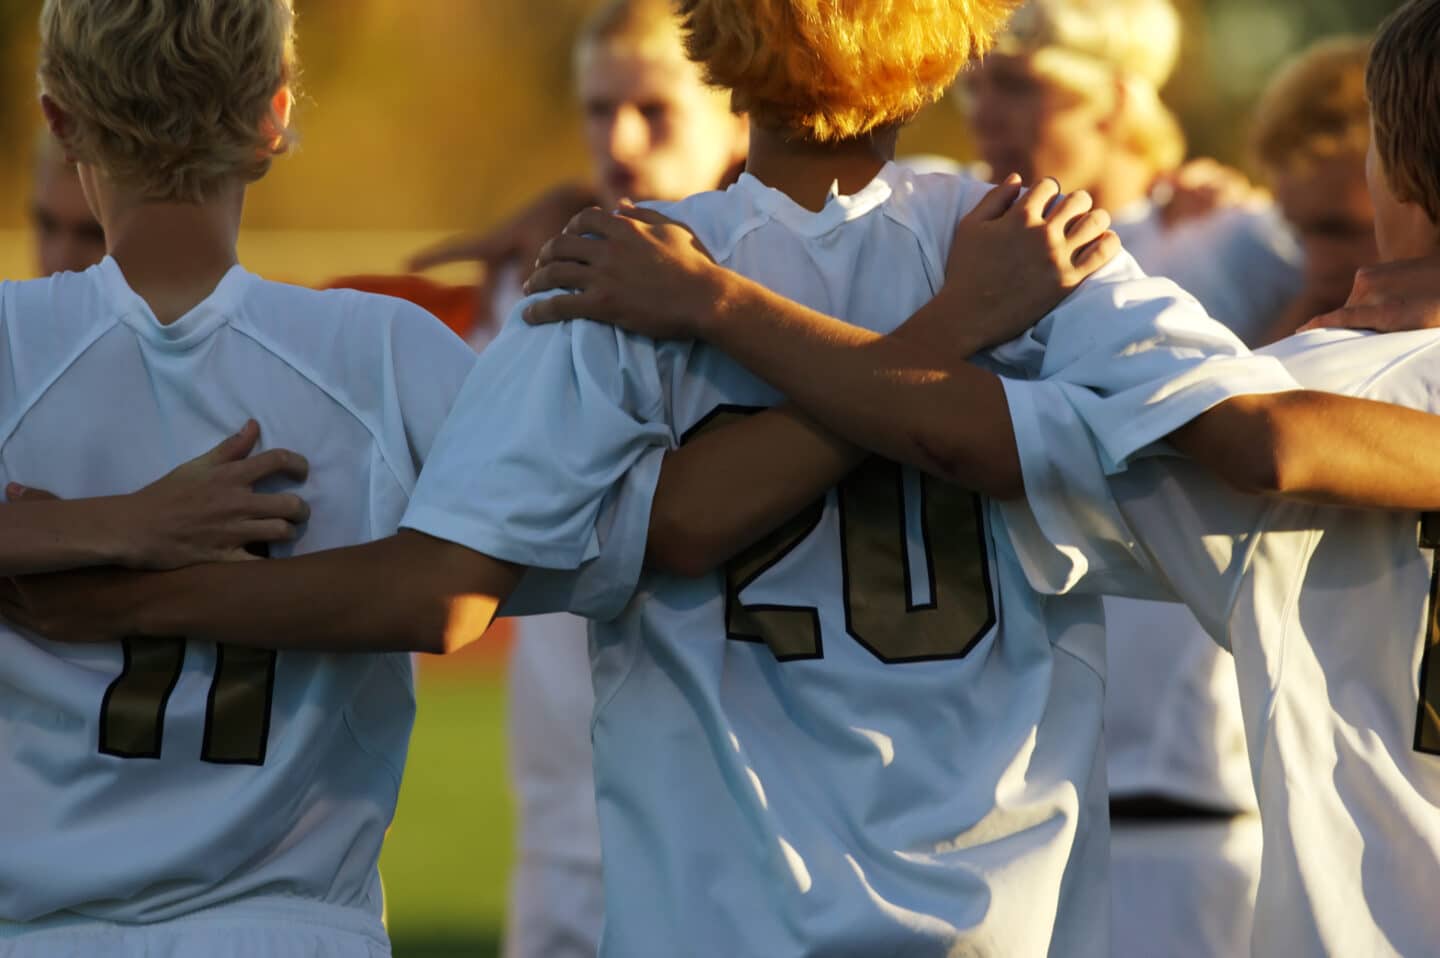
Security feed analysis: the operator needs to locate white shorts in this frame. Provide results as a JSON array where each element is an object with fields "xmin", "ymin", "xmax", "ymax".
[
  {"xmin": 1110, "ymin": 814, "xmax": 1262, "ymax": 958},
  {"xmin": 504, "ymin": 855, "xmax": 603, "ymax": 958},
  {"xmin": 0, "ymin": 898, "xmax": 389, "ymax": 958}
]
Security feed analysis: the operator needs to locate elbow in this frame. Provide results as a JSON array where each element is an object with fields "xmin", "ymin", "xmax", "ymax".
[
  {"xmin": 645, "ymin": 506, "xmax": 725, "ymax": 578},
  {"xmin": 408, "ymin": 594, "xmax": 500, "ymax": 656},
  {"xmin": 1201, "ymin": 397, "xmax": 1311, "ymax": 497},
  {"xmin": 918, "ymin": 426, "xmax": 1025, "ymax": 500}
]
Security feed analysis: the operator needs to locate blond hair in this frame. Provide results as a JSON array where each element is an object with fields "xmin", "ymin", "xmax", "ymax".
[
  {"xmin": 996, "ymin": 0, "xmax": 1185, "ymax": 171},
  {"xmin": 38, "ymin": 0, "xmax": 298, "ymax": 204},
  {"xmin": 578, "ymin": 0, "xmax": 689, "ymax": 62},
  {"xmin": 1368, "ymin": 0, "xmax": 1440, "ymax": 224},
  {"xmin": 677, "ymin": 0, "xmax": 1019, "ymax": 142},
  {"xmin": 1250, "ymin": 38, "xmax": 1370, "ymax": 180}
]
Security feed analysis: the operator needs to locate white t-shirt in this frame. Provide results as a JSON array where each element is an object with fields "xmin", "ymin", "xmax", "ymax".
[
  {"xmin": 0, "ymin": 258, "xmax": 475, "ymax": 926},
  {"xmin": 1002, "ymin": 327, "xmax": 1440, "ymax": 957},
  {"xmin": 402, "ymin": 163, "xmax": 1299, "ymax": 957},
  {"xmin": 1101, "ymin": 202, "xmax": 1302, "ymax": 812}
]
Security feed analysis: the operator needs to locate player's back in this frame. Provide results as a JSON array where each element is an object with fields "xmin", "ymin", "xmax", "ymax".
[
  {"xmin": 0, "ymin": 259, "xmax": 473, "ymax": 933},
  {"xmin": 587, "ymin": 165, "xmax": 1114, "ymax": 957},
  {"xmin": 1048, "ymin": 327, "xmax": 1440, "ymax": 955}
]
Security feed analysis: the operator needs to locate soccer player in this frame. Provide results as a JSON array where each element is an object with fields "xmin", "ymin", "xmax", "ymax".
[
  {"xmin": 963, "ymin": 0, "xmax": 1302, "ymax": 347},
  {"xmin": 17, "ymin": 4, "xmax": 1440, "ymax": 958},
  {"xmin": 0, "ymin": 1, "xmax": 475, "ymax": 954},
  {"xmin": 28, "ymin": 132, "xmax": 105, "ymax": 276},
  {"xmin": 1250, "ymin": 37, "xmax": 1379, "ymax": 343},
  {"xmin": 514, "ymin": 0, "xmax": 1440, "ymax": 952}
]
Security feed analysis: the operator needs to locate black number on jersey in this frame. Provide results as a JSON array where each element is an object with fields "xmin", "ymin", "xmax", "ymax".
[
  {"xmin": 685, "ymin": 407, "xmax": 995, "ymax": 664},
  {"xmin": 99, "ymin": 544, "xmax": 278, "ymax": 765},
  {"xmin": 1415, "ymin": 515, "xmax": 1440, "ymax": 755}
]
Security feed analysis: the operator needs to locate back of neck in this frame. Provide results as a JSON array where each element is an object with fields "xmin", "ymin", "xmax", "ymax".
[
  {"xmin": 744, "ymin": 124, "xmax": 899, "ymax": 212},
  {"xmin": 102, "ymin": 192, "xmax": 243, "ymax": 326}
]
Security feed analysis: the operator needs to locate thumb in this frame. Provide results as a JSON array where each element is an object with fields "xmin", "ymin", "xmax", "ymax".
[
  {"xmin": 198, "ymin": 420, "xmax": 261, "ymax": 467},
  {"xmin": 964, "ymin": 174, "xmax": 1024, "ymax": 224},
  {"xmin": 6, "ymin": 483, "xmax": 60, "ymax": 502}
]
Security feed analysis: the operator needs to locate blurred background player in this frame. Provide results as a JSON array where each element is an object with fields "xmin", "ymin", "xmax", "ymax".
[
  {"xmin": 1250, "ymin": 37, "xmax": 1379, "ymax": 343},
  {"xmin": 961, "ymin": 3, "xmax": 1282, "ymax": 952},
  {"xmin": 443, "ymin": 4, "xmax": 747, "ymax": 957},
  {"xmin": 0, "ymin": 1, "xmax": 476, "ymax": 954},
  {"xmin": 28, "ymin": 132, "xmax": 104, "ymax": 276}
]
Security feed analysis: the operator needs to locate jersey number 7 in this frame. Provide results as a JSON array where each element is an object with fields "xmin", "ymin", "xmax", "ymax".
[
  {"xmin": 688, "ymin": 407, "xmax": 996, "ymax": 663},
  {"xmin": 98, "ymin": 544, "xmax": 278, "ymax": 765}
]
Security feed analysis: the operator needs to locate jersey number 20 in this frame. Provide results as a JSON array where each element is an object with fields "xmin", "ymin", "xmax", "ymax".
[{"xmin": 688, "ymin": 407, "xmax": 995, "ymax": 663}]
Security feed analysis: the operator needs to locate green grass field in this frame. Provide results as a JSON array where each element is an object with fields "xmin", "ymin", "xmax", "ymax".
[{"xmin": 382, "ymin": 669, "xmax": 513, "ymax": 958}]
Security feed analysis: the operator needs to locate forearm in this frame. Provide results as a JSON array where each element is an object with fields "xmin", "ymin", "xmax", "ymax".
[
  {"xmin": 0, "ymin": 497, "xmax": 133, "ymax": 576},
  {"xmin": 646, "ymin": 404, "xmax": 864, "ymax": 576},
  {"xmin": 126, "ymin": 531, "xmax": 521, "ymax": 654},
  {"xmin": 700, "ymin": 275, "xmax": 1022, "ymax": 497},
  {"xmin": 1173, "ymin": 390, "xmax": 1440, "ymax": 510}
]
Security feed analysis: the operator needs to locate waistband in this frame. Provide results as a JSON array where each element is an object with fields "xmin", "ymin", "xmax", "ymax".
[{"xmin": 0, "ymin": 895, "xmax": 387, "ymax": 946}]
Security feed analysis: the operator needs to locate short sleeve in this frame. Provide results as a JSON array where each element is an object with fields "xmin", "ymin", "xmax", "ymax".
[
  {"xmin": 998, "ymin": 377, "xmax": 1265, "ymax": 645},
  {"xmin": 401, "ymin": 295, "xmax": 673, "ymax": 616},
  {"xmin": 985, "ymin": 252, "xmax": 1303, "ymax": 472}
]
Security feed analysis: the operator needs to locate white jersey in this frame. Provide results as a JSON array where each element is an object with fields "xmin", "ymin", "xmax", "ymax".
[
  {"xmin": 402, "ymin": 163, "xmax": 1298, "ymax": 957},
  {"xmin": 1001, "ymin": 328, "xmax": 1440, "ymax": 956},
  {"xmin": 1112, "ymin": 200, "xmax": 1302, "ymax": 349},
  {"xmin": 1100, "ymin": 204, "xmax": 1300, "ymax": 811},
  {"xmin": 0, "ymin": 259, "xmax": 474, "ymax": 927}
]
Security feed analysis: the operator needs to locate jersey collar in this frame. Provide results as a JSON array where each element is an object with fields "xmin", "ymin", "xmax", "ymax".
[
  {"xmin": 98, "ymin": 256, "xmax": 256, "ymax": 352},
  {"xmin": 734, "ymin": 162, "xmax": 901, "ymax": 237}
]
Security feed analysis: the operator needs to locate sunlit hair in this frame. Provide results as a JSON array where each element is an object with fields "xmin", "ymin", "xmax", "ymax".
[
  {"xmin": 677, "ymin": 0, "xmax": 1020, "ymax": 142},
  {"xmin": 577, "ymin": 0, "xmax": 689, "ymax": 62},
  {"xmin": 38, "ymin": 0, "xmax": 298, "ymax": 204},
  {"xmin": 996, "ymin": 0, "xmax": 1184, "ymax": 171},
  {"xmin": 1250, "ymin": 38, "xmax": 1370, "ymax": 181},
  {"xmin": 1368, "ymin": 0, "xmax": 1440, "ymax": 225}
]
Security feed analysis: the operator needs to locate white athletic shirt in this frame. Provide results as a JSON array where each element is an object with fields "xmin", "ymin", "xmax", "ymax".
[
  {"xmin": 402, "ymin": 163, "xmax": 1299, "ymax": 957},
  {"xmin": 0, "ymin": 259, "xmax": 474, "ymax": 925},
  {"xmin": 1101, "ymin": 203, "xmax": 1301, "ymax": 812},
  {"xmin": 1002, "ymin": 327, "xmax": 1440, "ymax": 956}
]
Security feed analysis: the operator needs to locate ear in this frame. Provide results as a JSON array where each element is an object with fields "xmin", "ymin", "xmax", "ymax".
[
  {"xmin": 39, "ymin": 94, "xmax": 78, "ymax": 163},
  {"xmin": 263, "ymin": 86, "xmax": 294, "ymax": 151}
]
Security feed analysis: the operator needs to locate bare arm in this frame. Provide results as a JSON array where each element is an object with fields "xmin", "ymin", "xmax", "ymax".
[
  {"xmin": 0, "ymin": 422, "xmax": 308, "ymax": 577},
  {"xmin": 0, "ymin": 530, "xmax": 522, "ymax": 655}
]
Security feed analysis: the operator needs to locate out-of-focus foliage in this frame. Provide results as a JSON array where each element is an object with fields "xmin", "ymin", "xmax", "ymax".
[{"xmin": 0, "ymin": 0, "xmax": 1403, "ymax": 231}]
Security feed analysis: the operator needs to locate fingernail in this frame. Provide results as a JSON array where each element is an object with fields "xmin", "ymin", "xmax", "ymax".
[{"xmin": 1006, "ymin": 172, "xmax": 1022, "ymax": 184}]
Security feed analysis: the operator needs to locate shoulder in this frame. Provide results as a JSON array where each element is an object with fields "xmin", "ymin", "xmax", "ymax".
[{"xmin": 642, "ymin": 187, "xmax": 759, "ymax": 265}]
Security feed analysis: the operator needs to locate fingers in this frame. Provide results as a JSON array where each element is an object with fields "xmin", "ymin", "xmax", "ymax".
[
  {"xmin": 245, "ymin": 492, "xmax": 310, "ymax": 523},
  {"xmin": 234, "ymin": 518, "xmax": 301, "ymax": 547},
  {"xmin": 533, "ymin": 233, "xmax": 606, "ymax": 271},
  {"xmin": 197, "ymin": 421, "xmax": 261, "ymax": 468},
  {"xmin": 562, "ymin": 207, "xmax": 627, "ymax": 240},
  {"xmin": 1298, "ymin": 303, "xmax": 1399, "ymax": 334},
  {"xmin": 1064, "ymin": 208, "xmax": 1113, "ymax": 258},
  {"xmin": 964, "ymin": 174, "xmax": 1025, "ymax": 223},
  {"xmin": 1071, "ymin": 231, "xmax": 1122, "ymax": 276},
  {"xmin": 228, "ymin": 448, "xmax": 310, "ymax": 486},
  {"xmin": 524, "ymin": 292, "xmax": 603, "ymax": 326},
  {"xmin": 1045, "ymin": 190, "xmax": 1095, "ymax": 235},
  {"xmin": 6, "ymin": 483, "xmax": 60, "ymax": 502},
  {"xmin": 614, "ymin": 204, "xmax": 681, "ymax": 228},
  {"xmin": 525, "ymin": 261, "xmax": 598, "ymax": 296},
  {"xmin": 1018, "ymin": 177, "xmax": 1062, "ymax": 224}
]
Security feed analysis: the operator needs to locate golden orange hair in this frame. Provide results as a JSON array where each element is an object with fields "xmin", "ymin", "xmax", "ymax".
[{"xmin": 677, "ymin": 0, "xmax": 1021, "ymax": 142}]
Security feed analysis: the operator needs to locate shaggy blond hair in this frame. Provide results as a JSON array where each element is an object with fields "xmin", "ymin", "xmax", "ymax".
[
  {"xmin": 995, "ymin": 0, "xmax": 1185, "ymax": 171},
  {"xmin": 38, "ymin": 0, "xmax": 297, "ymax": 203},
  {"xmin": 677, "ymin": 0, "xmax": 1020, "ymax": 142},
  {"xmin": 1250, "ymin": 38, "xmax": 1370, "ymax": 180},
  {"xmin": 1368, "ymin": 0, "xmax": 1440, "ymax": 224}
]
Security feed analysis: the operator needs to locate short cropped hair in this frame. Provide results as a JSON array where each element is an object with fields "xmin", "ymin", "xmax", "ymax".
[
  {"xmin": 38, "ymin": 0, "xmax": 298, "ymax": 203},
  {"xmin": 578, "ymin": 0, "xmax": 688, "ymax": 62},
  {"xmin": 678, "ymin": 0, "xmax": 1020, "ymax": 142},
  {"xmin": 1368, "ymin": 0, "xmax": 1440, "ymax": 224},
  {"xmin": 1249, "ymin": 38, "xmax": 1370, "ymax": 180}
]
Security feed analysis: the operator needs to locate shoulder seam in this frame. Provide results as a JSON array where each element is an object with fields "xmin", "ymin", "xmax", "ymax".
[{"xmin": 0, "ymin": 308, "xmax": 127, "ymax": 451}]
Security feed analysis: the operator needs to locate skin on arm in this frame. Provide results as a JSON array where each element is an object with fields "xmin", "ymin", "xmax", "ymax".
[
  {"xmin": 525, "ymin": 189, "xmax": 1440, "ymax": 515},
  {"xmin": 628, "ymin": 178, "xmax": 1121, "ymax": 575},
  {"xmin": 0, "ymin": 530, "xmax": 522, "ymax": 655},
  {"xmin": 0, "ymin": 420, "xmax": 309, "ymax": 577}
]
